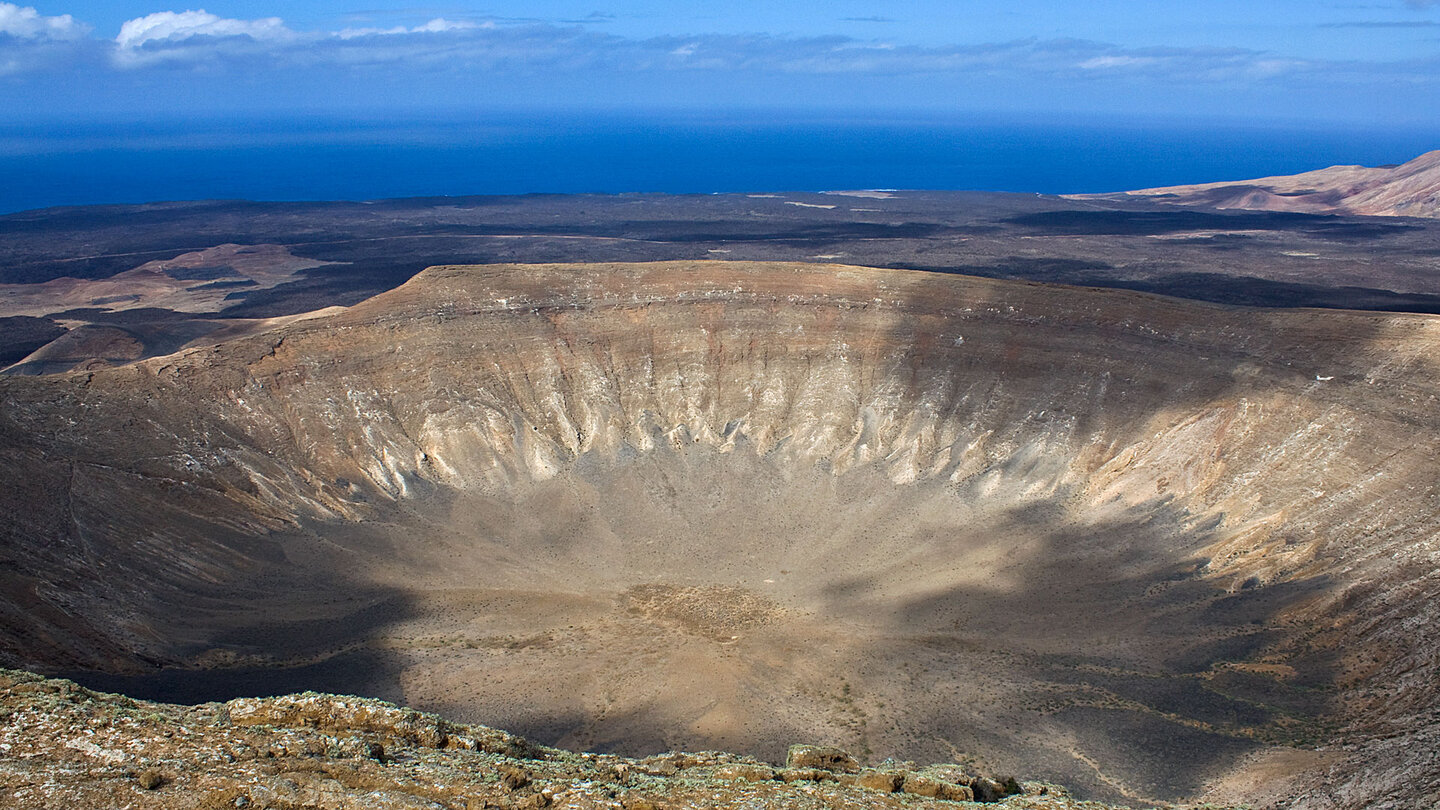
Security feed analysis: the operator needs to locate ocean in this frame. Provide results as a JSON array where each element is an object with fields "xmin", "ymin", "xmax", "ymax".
[{"xmin": 3, "ymin": 111, "xmax": 1437, "ymax": 214}]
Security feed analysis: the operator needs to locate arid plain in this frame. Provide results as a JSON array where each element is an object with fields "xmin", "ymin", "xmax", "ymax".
[{"xmin": 3, "ymin": 164, "xmax": 1440, "ymax": 808}]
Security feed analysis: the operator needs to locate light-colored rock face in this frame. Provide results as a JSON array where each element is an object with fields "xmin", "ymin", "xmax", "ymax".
[
  {"xmin": 1082, "ymin": 149, "xmax": 1440, "ymax": 218},
  {"xmin": 2, "ymin": 261, "xmax": 1439, "ymax": 806}
]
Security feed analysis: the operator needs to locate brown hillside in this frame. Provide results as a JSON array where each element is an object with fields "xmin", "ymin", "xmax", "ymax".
[{"xmin": 1078, "ymin": 149, "xmax": 1440, "ymax": 218}]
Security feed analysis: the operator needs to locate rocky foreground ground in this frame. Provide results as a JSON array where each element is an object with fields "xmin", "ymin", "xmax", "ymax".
[{"xmin": 0, "ymin": 669, "xmax": 1211, "ymax": 810}]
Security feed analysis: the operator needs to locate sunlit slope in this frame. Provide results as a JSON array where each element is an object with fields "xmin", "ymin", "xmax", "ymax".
[{"xmin": 1083, "ymin": 149, "xmax": 1440, "ymax": 218}]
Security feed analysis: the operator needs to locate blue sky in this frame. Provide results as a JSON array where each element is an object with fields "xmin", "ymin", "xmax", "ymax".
[{"xmin": 3, "ymin": 1, "xmax": 1439, "ymax": 124}]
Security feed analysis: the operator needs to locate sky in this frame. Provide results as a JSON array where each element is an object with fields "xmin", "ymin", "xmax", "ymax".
[{"xmin": 2, "ymin": 1, "xmax": 1439, "ymax": 125}]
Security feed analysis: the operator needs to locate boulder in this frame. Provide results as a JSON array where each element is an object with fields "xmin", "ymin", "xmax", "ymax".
[
  {"xmin": 785, "ymin": 745, "xmax": 859, "ymax": 773},
  {"xmin": 971, "ymin": 776, "xmax": 1020, "ymax": 803},
  {"xmin": 856, "ymin": 770, "xmax": 904, "ymax": 793}
]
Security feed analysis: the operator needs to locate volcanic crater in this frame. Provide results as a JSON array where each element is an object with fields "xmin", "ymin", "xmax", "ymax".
[{"xmin": 4, "ymin": 260, "xmax": 1439, "ymax": 807}]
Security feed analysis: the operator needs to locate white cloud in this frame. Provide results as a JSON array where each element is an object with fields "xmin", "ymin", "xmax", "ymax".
[
  {"xmin": 116, "ymin": 9, "xmax": 290, "ymax": 48},
  {"xmin": 1078, "ymin": 55, "xmax": 1157, "ymax": 70},
  {"xmin": 0, "ymin": 2, "xmax": 85, "ymax": 40},
  {"xmin": 414, "ymin": 18, "xmax": 479, "ymax": 34},
  {"xmin": 0, "ymin": 2, "xmax": 89, "ymax": 76},
  {"xmin": 112, "ymin": 9, "xmax": 294, "ymax": 66},
  {"xmin": 337, "ymin": 18, "xmax": 484, "ymax": 40}
]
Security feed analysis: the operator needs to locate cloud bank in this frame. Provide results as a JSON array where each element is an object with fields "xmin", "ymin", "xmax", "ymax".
[
  {"xmin": 115, "ymin": 10, "xmax": 289, "ymax": 49},
  {"xmin": 0, "ymin": 2, "xmax": 89, "ymax": 75},
  {"xmin": 0, "ymin": 4, "xmax": 1411, "ymax": 83},
  {"xmin": 0, "ymin": 4, "xmax": 1436, "ymax": 122},
  {"xmin": 112, "ymin": 9, "xmax": 292, "ymax": 66},
  {"xmin": 0, "ymin": 2, "xmax": 84, "ymax": 40}
]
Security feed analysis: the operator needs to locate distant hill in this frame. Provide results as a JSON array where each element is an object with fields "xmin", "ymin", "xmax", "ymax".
[{"xmin": 1077, "ymin": 149, "xmax": 1440, "ymax": 218}]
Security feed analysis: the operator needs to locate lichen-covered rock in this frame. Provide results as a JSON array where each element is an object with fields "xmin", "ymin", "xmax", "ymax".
[
  {"xmin": 225, "ymin": 692, "xmax": 541, "ymax": 759},
  {"xmin": 227, "ymin": 693, "xmax": 450, "ymax": 747},
  {"xmin": 856, "ymin": 770, "xmax": 905, "ymax": 793},
  {"xmin": 903, "ymin": 773, "xmax": 972, "ymax": 801},
  {"xmin": 971, "ymin": 775, "xmax": 1022, "ymax": 803},
  {"xmin": 780, "ymin": 767, "xmax": 837, "ymax": 783},
  {"xmin": 499, "ymin": 764, "xmax": 533, "ymax": 790},
  {"xmin": 619, "ymin": 794, "xmax": 665, "ymax": 810},
  {"xmin": 716, "ymin": 764, "xmax": 777, "ymax": 782},
  {"xmin": 0, "ymin": 669, "xmax": 1233, "ymax": 810},
  {"xmin": 785, "ymin": 744, "xmax": 859, "ymax": 773}
]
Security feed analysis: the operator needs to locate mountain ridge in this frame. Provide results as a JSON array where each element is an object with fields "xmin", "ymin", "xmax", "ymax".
[{"xmin": 1076, "ymin": 149, "xmax": 1440, "ymax": 218}]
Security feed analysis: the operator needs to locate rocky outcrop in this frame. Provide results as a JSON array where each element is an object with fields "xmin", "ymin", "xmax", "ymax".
[
  {"xmin": 785, "ymin": 744, "xmax": 860, "ymax": 773},
  {"xmin": 0, "ymin": 669, "xmax": 1092, "ymax": 810}
]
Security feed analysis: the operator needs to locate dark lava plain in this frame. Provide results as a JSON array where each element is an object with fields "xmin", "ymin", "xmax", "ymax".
[{"xmin": 4, "ymin": 189, "xmax": 1440, "ymax": 374}]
